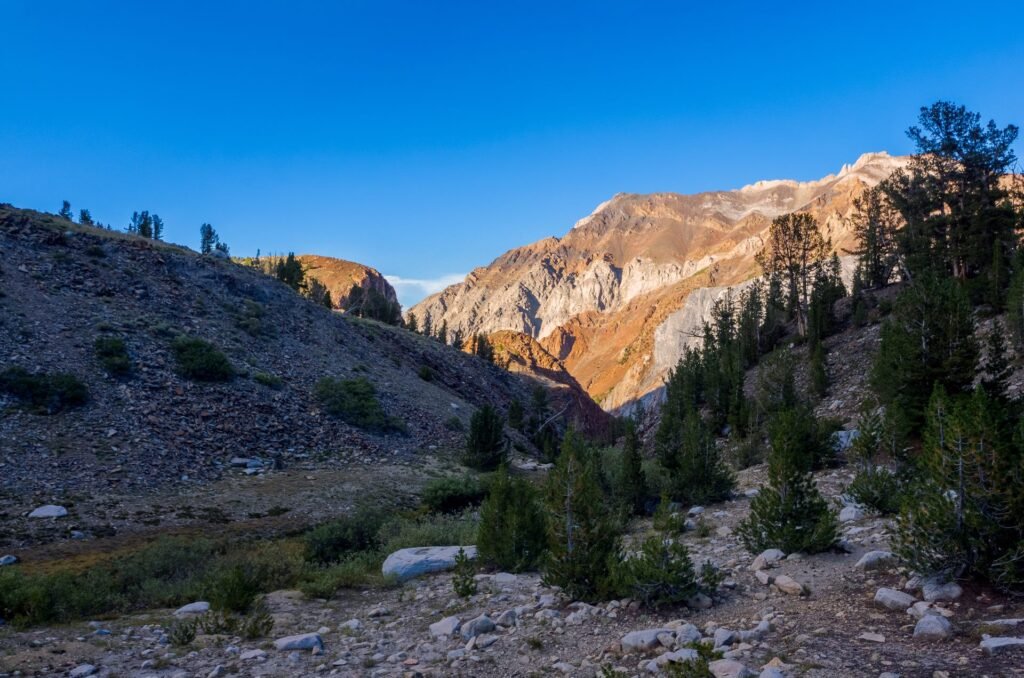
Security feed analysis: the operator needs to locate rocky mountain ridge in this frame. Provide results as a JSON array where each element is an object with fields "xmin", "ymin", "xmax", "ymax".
[
  {"xmin": 295, "ymin": 254, "xmax": 398, "ymax": 310},
  {"xmin": 410, "ymin": 152, "xmax": 910, "ymax": 411}
]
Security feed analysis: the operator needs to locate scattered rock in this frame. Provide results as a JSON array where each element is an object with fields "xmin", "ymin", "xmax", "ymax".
[
  {"xmin": 621, "ymin": 628, "xmax": 673, "ymax": 653},
  {"xmin": 773, "ymin": 575, "xmax": 805, "ymax": 596},
  {"xmin": 874, "ymin": 588, "xmax": 916, "ymax": 611},
  {"xmin": 855, "ymin": 551, "xmax": 896, "ymax": 571},
  {"xmin": 495, "ymin": 609, "xmax": 518, "ymax": 627},
  {"xmin": 913, "ymin": 615, "xmax": 953, "ymax": 641},
  {"xmin": 0, "ymin": 555, "xmax": 17, "ymax": 567},
  {"xmin": 840, "ymin": 505, "xmax": 865, "ymax": 522},
  {"xmin": 240, "ymin": 649, "xmax": 266, "ymax": 660},
  {"xmin": 858, "ymin": 632, "xmax": 886, "ymax": 643},
  {"xmin": 382, "ymin": 546, "xmax": 477, "ymax": 581},
  {"xmin": 273, "ymin": 632, "xmax": 324, "ymax": 653},
  {"xmin": 69, "ymin": 665, "xmax": 97, "ymax": 678},
  {"xmin": 922, "ymin": 580, "xmax": 962, "ymax": 602},
  {"xmin": 460, "ymin": 614, "xmax": 495, "ymax": 641},
  {"xmin": 750, "ymin": 549, "xmax": 785, "ymax": 571},
  {"xmin": 430, "ymin": 615, "xmax": 462, "ymax": 639},
  {"xmin": 709, "ymin": 658, "xmax": 757, "ymax": 678}
]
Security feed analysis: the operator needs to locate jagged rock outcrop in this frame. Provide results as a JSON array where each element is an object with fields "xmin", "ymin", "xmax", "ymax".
[
  {"xmin": 411, "ymin": 152, "xmax": 909, "ymax": 411},
  {"xmin": 295, "ymin": 254, "xmax": 397, "ymax": 310}
]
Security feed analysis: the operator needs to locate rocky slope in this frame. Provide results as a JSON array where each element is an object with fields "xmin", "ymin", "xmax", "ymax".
[
  {"xmin": 295, "ymin": 254, "xmax": 398, "ymax": 310},
  {"xmin": 410, "ymin": 152, "xmax": 909, "ymax": 412},
  {"xmin": 0, "ymin": 204, "xmax": 556, "ymax": 551},
  {"xmin": 487, "ymin": 330, "xmax": 611, "ymax": 435}
]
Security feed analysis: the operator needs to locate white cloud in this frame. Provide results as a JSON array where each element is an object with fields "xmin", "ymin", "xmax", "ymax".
[{"xmin": 385, "ymin": 273, "xmax": 466, "ymax": 308}]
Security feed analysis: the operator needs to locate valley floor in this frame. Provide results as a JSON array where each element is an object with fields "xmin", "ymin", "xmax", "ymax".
[{"xmin": 3, "ymin": 467, "xmax": 1023, "ymax": 677}]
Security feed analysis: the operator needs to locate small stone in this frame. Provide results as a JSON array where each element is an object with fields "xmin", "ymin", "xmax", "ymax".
[
  {"xmin": 0, "ymin": 555, "xmax": 18, "ymax": 567},
  {"xmin": 773, "ymin": 575, "xmax": 805, "ymax": 596},
  {"xmin": 755, "ymin": 570, "xmax": 773, "ymax": 586},
  {"xmin": 430, "ymin": 615, "xmax": 461, "ymax": 638},
  {"xmin": 855, "ymin": 551, "xmax": 897, "ymax": 571},
  {"xmin": 874, "ymin": 588, "xmax": 916, "ymax": 611},
  {"xmin": 750, "ymin": 549, "xmax": 785, "ymax": 571},
  {"xmin": 241, "ymin": 649, "xmax": 267, "ymax": 660},
  {"xmin": 207, "ymin": 666, "xmax": 226, "ymax": 678},
  {"xmin": 495, "ymin": 609, "xmax": 517, "ymax": 627},
  {"xmin": 913, "ymin": 615, "xmax": 953, "ymax": 641},
  {"xmin": 922, "ymin": 581, "xmax": 962, "ymax": 602},
  {"xmin": 858, "ymin": 632, "xmax": 886, "ymax": 643},
  {"xmin": 69, "ymin": 665, "xmax": 97, "ymax": 678},
  {"xmin": 460, "ymin": 614, "xmax": 495, "ymax": 641},
  {"xmin": 709, "ymin": 658, "xmax": 757, "ymax": 678},
  {"xmin": 840, "ymin": 506, "xmax": 865, "ymax": 522},
  {"xmin": 686, "ymin": 592, "xmax": 713, "ymax": 609},
  {"xmin": 621, "ymin": 628, "xmax": 673, "ymax": 653},
  {"xmin": 339, "ymin": 618, "xmax": 362, "ymax": 632}
]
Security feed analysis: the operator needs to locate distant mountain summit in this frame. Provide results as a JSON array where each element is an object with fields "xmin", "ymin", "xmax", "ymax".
[
  {"xmin": 295, "ymin": 254, "xmax": 398, "ymax": 310},
  {"xmin": 410, "ymin": 152, "xmax": 909, "ymax": 411}
]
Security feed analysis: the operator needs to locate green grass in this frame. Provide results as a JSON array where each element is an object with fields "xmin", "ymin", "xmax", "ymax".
[{"xmin": 253, "ymin": 371, "xmax": 283, "ymax": 389}]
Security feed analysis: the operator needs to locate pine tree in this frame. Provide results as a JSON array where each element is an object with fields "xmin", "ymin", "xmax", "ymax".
[
  {"xmin": 617, "ymin": 419, "xmax": 646, "ymax": 515},
  {"xmin": 737, "ymin": 408, "xmax": 838, "ymax": 554},
  {"xmin": 199, "ymin": 223, "xmax": 218, "ymax": 254},
  {"xmin": 58, "ymin": 200, "xmax": 73, "ymax": 220},
  {"xmin": 507, "ymin": 399, "xmax": 524, "ymax": 431},
  {"xmin": 662, "ymin": 410, "xmax": 734, "ymax": 506},
  {"xmin": 755, "ymin": 213, "xmax": 831, "ymax": 337},
  {"xmin": 543, "ymin": 430, "xmax": 619, "ymax": 600},
  {"xmin": 274, "ymin": 253, "xmax": 305, "ymax": 291},
  {"xmin": 405, "ymin": 312, "xmax": 419, "ymax": 333},
  {"xmin": 870, "ymin": 273, "xmax": 978, "ymax": 436},
  {"xmin": 810, "ymin": 343, "xmax": 827, "ymax": 398},
  {"xmin": 464, "ymin": 404, "xmax": 506, "ymax": 471},
  {"xmin": 437, "ymin": 320, "xmax": 448, "ymax": 345},
  {"xmin": 894, "ymin": 386, "xmax": 1024, "ymax": 590},
  {"xmin": 477, "ymin": 465, "xmax": 548, "ymax": 571},
  {"xmin": 848, "ymin": 186, "xmax": 901, "ymax": 288},
  {"xmin": 78, "ymin": 209, "xmax": 94, "ymax": 226},
  {"xmin": 474, "ymin": 334, "xmax": 494, "ymax": 363}
]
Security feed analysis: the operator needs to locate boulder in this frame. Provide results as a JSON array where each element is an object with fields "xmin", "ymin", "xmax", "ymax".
[
  {"xmin": 621, "ymin": 628, "xmax": 673, "ymax": 653},
  {"xmin": 686, "ymin": 592, "xmax": 713, "ymax": 610},
  {"xmin": 855, "ymin": 551, "xmax": 896, "ymax": 571},
  {"xmin": 273, "ymin": 632, "xmax": 323, "ymax": 653},
  {"xmin": 460, "ymin": 614, "xmax": 495, "ymax": 641},
  {"xmin": 28, "ymin": 504, "xmax": 67, "ymax": 519},
  {"xmin": 240, "ymin": 649, "xmax": 267, "ymax": 660},
  {"xmin": 773, "ymin": 575, "xmax": 805, "ymax": 596},
  {"xmin": 69, "ymin": 666, "xmax": 97, "ymax": 678},
  {"xmin": 874, "ymin": 588, "xmax": 915, "ymax": 611},
  {"xmin": 714, "ymin": 627, "xmax": 737, "ymax": 649},
  {"xmin": 0, "ymin": 555, "xmax": 17, "ymax": 567},
  {"xmin": 907, "ymin": 601, "xmax": 952, "ymax": 619},
  {"xmin": 759, "ymin": 669, "xmax": 785, "ymax": 678},
  {"xmin": 913, "ymin": 615, "xmax": 953, "ymax": 641},
  {"xmin": 980, "ymin": 636, "xmax": 1024, "ymax": 655},
  {"xmin": 429, "ymin": 616, "xmax": 461, "ymax": 638},
  {"xmin": 339, "ymin": 618, "xmax": 362, "ymax": 632},
  {"xmin": 750, "ymin": 549, "xmax": 785, "ymax": 571},
  {"xmin": 674, "ymin": 623, "xmax": 701, "ymax": 645},
  {"xmin": 381, "ymin": 546, "xmax": 477, "ymax": 581},
  {"xmin": 709, "ymin": 658, "xmax": 757, "ymax": 678},
  {"xmin": 174, "ymin": 601, "xmax": 210, "ymax": 616},
  {"xmin": 833, "ymin": 429, "xmax": 860, "ymax": 452}
]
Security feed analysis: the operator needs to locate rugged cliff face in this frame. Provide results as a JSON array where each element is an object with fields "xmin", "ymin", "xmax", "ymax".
[
  {"xmin": 296, "ymin": 254, "xmax": 398, "ymax": 310},
  {"xmin": 410, "ymin": 152, "xmax": 909, "ymax": 411}
]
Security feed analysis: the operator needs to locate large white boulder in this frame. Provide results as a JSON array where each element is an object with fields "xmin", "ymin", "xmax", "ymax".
[
  {"xmin": 381, "ymin": 546, "xmax": 477, "ymax": 581},
  {"xmin": 273, "ymin": 632, "xmax": 323, "ymax": 652},
  {"xmin": 874, "ymin": 587, "xmax": 916, "ymax": 611}
]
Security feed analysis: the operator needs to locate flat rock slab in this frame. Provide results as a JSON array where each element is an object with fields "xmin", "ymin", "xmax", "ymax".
[
  {"xmin": 273, "ymin": 632, "xmax": 323, "ymax": 652},
  {"xmin": 174, "ymin": 601, "xmax": 210, "ymax": 616},
  {"xmin": 28, "ymin": 505, "xmax": 67, "ymax": 519},
  {"xmin": 381, "ymin": 546, "xmax": 477, "ymax": 581},
  {"xmin": 980, "ymin": 636, "xmax": 1024, "ymax": 655}
]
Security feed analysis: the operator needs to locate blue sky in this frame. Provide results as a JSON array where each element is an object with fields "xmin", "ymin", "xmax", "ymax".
[{"xmin": 3, "ymin": 2, "xmax": 1023, "ymax": 306}]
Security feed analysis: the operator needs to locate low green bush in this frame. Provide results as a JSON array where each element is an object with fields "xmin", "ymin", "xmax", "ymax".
[
  {"xmin": 420, "ymin": 475, "xmax": 488, "ymax": 514},
  {"xmin": 612, "ymin": 535, "xmax": 703, "ymax": 609},
  {"xmin": 313, "ymin": 376, "xmax": 404, "ymax": 433},
  {"xmin": 172, "ymin": 337, "xmax": 234, "ymax": 381},
  {"xmin": 0, "ymin": 366, "xmax": 88, "ymax": 414},
  {"xmin": 847, "ymin": 466, "xmax": 903, "ymax": 516},
  {"xmin": 298, "ymin": 551, "xmax": 394, "ymax": 598},
  {"xmin": 304, "ymin": 507, "xmax": 386, "ymax": 565},
  {"xmin": 94, "ymin": 336, "xmax": 132, "ymax": 376},
  {"xmin": 377, "ymin": 510, "xmax": 478, "ymax": 553}
]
